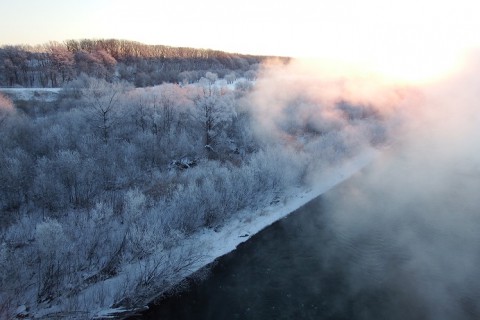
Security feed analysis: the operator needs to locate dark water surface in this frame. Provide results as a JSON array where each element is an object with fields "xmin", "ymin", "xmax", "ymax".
[{"xmin": 130, "ymin": 180, "xmax": 479, "ymax": 320}]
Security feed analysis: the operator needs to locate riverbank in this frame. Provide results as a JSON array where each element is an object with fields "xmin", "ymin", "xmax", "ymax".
[{"xmin": 90, "ymin": 148, "xmax": 378, "ymax": 319}]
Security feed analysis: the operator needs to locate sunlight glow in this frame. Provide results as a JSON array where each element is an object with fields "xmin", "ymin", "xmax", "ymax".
[
  {"xmin": 290, "ymin": 0, "xmax": 478, "ymax": 84},
  {"xmin": 0, "ymin": 0, "xmax": 478, "ymax": 84}
]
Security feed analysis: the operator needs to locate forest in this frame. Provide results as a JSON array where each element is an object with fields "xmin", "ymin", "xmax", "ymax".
[
  {"xmin": 0, "ymin": 39, "xmax": 276, "ymax": 88},
  {"xmin": 0, "ymin": 40, "xmax": 388, "ymax": 318}
]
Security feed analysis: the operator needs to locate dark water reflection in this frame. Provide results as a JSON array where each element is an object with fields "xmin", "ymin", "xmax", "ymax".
[{"xmin": 132, "ymin": 181, "xmax": 479, "ymax": 320}]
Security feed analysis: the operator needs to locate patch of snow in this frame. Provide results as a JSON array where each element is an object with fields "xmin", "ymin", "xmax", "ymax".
[
  {"xmin": 92, "ymin": 307, "xmax": 128, "ymax": 319},
  {"xmin": 0, "ymin": 87, "xmax": 61, "ymax": 102},
  {"xmin": 15, "ymin": 304, "xmax": 28, "ymax": 317}
]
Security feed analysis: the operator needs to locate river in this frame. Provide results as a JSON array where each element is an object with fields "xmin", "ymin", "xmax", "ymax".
[{"xmin": 128, "ymin": 173, "xmax": 480, "ymax": 320}]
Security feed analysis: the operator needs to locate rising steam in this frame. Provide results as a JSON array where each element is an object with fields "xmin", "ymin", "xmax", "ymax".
[
  {"xmin": 322, "ymin": 55, "xmax": 480, "ymax": 319},
  {"xmin": 248, "ymin": 52, "xmax": 480, "ymax": 319}
]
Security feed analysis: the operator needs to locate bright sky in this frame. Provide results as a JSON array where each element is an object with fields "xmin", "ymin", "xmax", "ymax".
[{"xmin": 0, "ymin": 0, "xmax": 478, "ymax": 83}]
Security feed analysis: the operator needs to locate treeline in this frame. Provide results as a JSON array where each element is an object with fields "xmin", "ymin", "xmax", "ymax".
[{"xmin": 0, "ymin": 39, "xmax": 282, "ymax": 88}]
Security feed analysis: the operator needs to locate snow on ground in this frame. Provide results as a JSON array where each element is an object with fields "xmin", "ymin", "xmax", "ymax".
[
  {"xmin": 0, "ymin": 87, "xmax": 61, "ymax": 101},
  {"xmin": 89, "ymin": 148, "xmax": 378, "ymax": 319}
]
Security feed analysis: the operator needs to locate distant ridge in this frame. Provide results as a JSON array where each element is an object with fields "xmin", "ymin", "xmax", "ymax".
[{"xmin": 0, "ymin": 38, "xmax": 290, "ymax": 88}]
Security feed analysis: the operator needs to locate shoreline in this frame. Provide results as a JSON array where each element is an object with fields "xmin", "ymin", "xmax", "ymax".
[{"xmin": 93, "ymin": 148, "xmax": 378, "ymax": 319}]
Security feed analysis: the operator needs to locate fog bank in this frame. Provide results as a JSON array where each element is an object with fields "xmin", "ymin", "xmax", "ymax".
[{"xmin": 317, "ymin": 53, "xmax": 480, "ymax": 319}]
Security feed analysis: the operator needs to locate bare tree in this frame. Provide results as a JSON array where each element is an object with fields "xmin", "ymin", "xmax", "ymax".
[
  {"xmin": 80, "ymin": 77, "xmax": 131, "ymax": 143},
  {"xmin": 191, "ymin": 77, "xmax": 236, "ymax": 158}
]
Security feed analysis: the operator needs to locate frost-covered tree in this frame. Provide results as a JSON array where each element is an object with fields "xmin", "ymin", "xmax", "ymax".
[
  {"xmin": 77, "ymin": 77, "xmax": 132, "ymax": 143},
  {"xmin": 191, "ymin": 78, "xmax": 236, "ymax": 157},
  {"xmin": 224, "ymin": 72, "xmax": 236, "ymax": 84},
  {"xmin": 35, "ymin": 219, "xmax": 68, "ymax": 302},
  {"xmin": 0, "ymin": 148, "xmax": 34, "ymax": 212}
]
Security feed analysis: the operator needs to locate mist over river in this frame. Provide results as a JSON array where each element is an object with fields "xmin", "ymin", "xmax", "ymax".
[{"xmin": 131, "ymin": 158, "xmax": 480, "ymax": 320}]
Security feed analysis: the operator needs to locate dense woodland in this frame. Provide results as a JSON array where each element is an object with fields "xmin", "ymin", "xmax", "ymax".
[
  {"xmin": 0, "ymin": 39, "xmax": 279, "ymax": 88},
  {"xmin": 0, "ymin": 40, "xmax": 386, "ymax": 318}
]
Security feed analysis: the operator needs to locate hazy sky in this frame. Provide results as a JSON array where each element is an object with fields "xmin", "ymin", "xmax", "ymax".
[{"xmin": 1, "ymin": 0, "xmax": 478, "ymax": 81}]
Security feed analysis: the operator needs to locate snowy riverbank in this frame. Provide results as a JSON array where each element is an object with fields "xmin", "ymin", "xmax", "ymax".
[{"xmin": 89, "ymin": 148, "xmax": 378, "ymax": 319}]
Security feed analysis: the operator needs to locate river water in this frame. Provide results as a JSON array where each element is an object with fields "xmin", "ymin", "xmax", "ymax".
[{"xmin": 131, "ymin": 174, "xmax": 480, "ymax": 320}]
